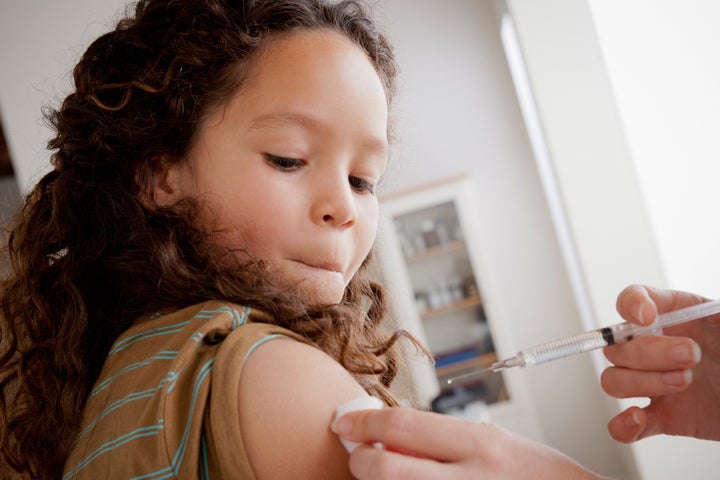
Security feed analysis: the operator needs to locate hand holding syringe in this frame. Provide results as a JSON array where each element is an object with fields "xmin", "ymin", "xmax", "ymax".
[{"xmin": 447, "ymin": 298, "xmax": 720, "ymax": 385}]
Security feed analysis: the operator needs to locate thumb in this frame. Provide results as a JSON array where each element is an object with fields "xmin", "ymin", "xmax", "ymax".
[{"xmin": 608, "ymin": 407, "xmax": 646, "ymax": 443}]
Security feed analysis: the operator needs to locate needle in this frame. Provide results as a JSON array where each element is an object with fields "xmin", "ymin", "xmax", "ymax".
[{"xmin": 445, "ymin": 298, "xmax": 720, "ymax": 386}]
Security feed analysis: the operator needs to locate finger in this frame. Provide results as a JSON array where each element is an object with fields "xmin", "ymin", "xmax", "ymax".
[
  {"xmin": 349, "ymin": 444, "xmax": 463, "ymax": 480},
  {"xmin": 607, "ymin": 407, "xmax": 647, "ymax": 443},
  {"xmin": 608, "ymin": 405, "xmax": 667, "ymax": 443},
  {"xmin": 601, "ymin": 366, "xmax": 692, "ymax": 398},
  {"xmin": 603, "ymin": 336, "xmax": 701, "ymax": 370},
  {"xmin": 616, "ymin": 285, "xmax": 657, "ymax": 325},
  {"xmin": 616, "ymin": 285, "xmax": 708, "ymax": 325},
  {"xmin": 337, "ymin": 407, "xmax": 482, "ymax": 462}
]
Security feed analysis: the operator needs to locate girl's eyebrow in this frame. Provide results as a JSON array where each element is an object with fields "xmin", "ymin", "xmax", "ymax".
[
  {"xmin": 248, "ymin": 112, "xmax": 389, "ymax": 155},
  {"xmin": 248, "ymin": 112, "xmax": 320, "ymax": 131}
]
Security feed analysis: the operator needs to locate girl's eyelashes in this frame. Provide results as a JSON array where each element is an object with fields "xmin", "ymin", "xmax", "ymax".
[
  {"xmin": 349, "ymin": 176, "xmax": 376, "ymax": 195},
  {"xmin": 264, "ymin": 153, "xmax": 305, "ymax": 171},
  {"xmin": 265, "ymin": 152, "xmax": 377, "ymax": 194}
]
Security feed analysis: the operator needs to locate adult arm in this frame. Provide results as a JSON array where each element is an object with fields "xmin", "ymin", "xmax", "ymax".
[{"xmin": 334, "ymin": 407, "xmax": 606, "ymax": 480}]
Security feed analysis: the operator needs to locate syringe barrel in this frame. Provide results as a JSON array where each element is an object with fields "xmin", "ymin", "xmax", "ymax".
[{"xmin": 522, "ymin": 330, "xmax": 608, "ymax": 366}]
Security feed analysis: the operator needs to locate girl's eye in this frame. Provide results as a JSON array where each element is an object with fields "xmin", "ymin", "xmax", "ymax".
[
  {"xmin": 264, "ymin": 154, "xmax": 305, "ymax": 171},
  {"xmin": 349, "ymin": 176, "xmax": 376, "ymax": 195}
]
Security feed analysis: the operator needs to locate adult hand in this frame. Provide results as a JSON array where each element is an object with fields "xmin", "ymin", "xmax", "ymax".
[
  {"xmin": 333, "ymin": 407, "xmax": 605, "ymax": 480},
  {"xmin": 602, "ymin": 285, "xmax": 720, "ymax": 442}
]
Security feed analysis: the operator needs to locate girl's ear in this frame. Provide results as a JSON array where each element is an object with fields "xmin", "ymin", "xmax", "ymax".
[{"xmin": 140, "ymin": 156, "xmax": 187, "ymax": 208}]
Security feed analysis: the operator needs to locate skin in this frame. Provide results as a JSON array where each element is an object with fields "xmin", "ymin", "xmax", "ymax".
[
  {"xmin": 154, "ymin": 29, "xmax": 389, "ymax": 478},
  {"xmin": 602, "ymin": 285, "xmax": 720, "ymax": 442},
  {"xmin": 333, "ymin": 408, "xmax": 606, "ymax": 480}
]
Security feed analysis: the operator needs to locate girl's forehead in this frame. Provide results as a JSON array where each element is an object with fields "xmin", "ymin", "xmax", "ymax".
[
  {"xmin": 243, "ymin": 29, "xmax": 379, "ymax": 90},
  {"xmin": 191, "ymin": 27, "xmax": 389, "ymax": 159},
  {"xmin": 209, "ymin": 29, "xmax": 387, "ymax": 124}
]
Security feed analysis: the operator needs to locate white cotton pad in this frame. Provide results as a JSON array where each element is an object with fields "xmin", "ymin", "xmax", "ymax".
[{"xmin": 332, "ymin": 396, "xmax": 384, "ymax": 453}]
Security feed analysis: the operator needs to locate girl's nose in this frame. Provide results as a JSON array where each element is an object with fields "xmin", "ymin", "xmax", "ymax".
[{"xmin": 312, "ymin": 179, "xmax": 356, "ymax": 228}]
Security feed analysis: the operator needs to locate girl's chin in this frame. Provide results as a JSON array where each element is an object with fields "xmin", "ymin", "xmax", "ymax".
[
  {"xmin": 272, "ymin": 263, "xmax": 348, "ymax": 305},
  {"xmin": 293, "ymin": 277, "xmax": 346, "ymax": 306}
]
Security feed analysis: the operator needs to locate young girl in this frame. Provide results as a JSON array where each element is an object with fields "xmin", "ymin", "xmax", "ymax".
[{"xmin": 0, "ymin": 0, "xmax": 418, "ymax": 477}]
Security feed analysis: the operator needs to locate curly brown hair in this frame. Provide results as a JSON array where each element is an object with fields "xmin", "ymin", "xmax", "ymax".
[{"xmin": 0, "ymin": 0, "xmax": 423, "ymax": 477}]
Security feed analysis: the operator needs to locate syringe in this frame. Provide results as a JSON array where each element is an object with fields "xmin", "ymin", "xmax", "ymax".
[{"xmin": 447, "ymin": 298, "xmax": 720, "ymax": 385}]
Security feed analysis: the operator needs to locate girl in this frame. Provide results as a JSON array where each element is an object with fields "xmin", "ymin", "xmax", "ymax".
[{"xmin": 0, "ymin": 0, "xmax": 417, "ymax": 477}]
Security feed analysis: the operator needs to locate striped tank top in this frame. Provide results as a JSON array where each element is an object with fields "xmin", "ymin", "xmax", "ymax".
[{"xmin": 62, "ymin": 300, "xmax": 308, "ymax": 479}]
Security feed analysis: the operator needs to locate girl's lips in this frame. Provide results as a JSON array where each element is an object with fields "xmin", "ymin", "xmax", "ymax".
[
  {"xmin": 292, "ymin": 259, "xmax": 342, "ymax": 274},
  {"xmin": 313, "ymin": 262, "xmax": 342, "ymax": 273}
]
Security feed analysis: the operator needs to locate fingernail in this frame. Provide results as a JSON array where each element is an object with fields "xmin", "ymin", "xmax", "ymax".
[
  {"xmin": 637, "ymin": 303, "xmax": 646, "ymax": 324},
  {"xmin": 671, "ymin": 344, "xmax": 693, "ymax": 363},
  {"xmin": 661, "ymin": 369, "xmax": 693, "ymax": 386},
  {"xmin": 332, "ymin": 416, "xmax": 352, "ymax": 436},
  {"xmin": 623, "ymin": 410, "xmax": 640, "ymax": 428},
  {"xmin": 691, "ymin": 342, "xmax": 702, "ymax": 363},
  {"xmin": 671, "ymin": 343, "xmax": 702, "ymax": 364}
]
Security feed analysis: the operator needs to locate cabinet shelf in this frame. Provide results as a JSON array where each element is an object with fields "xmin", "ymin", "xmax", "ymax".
[
  {"xmin": 420, "ymin": 294, "xmax": 482, "ymax": 319},
  {"xmin": 404, "ymin": 239, "xmax": 465, "ymax": 264},
  {"xmin": 435, "ymin": 351, "xmax": 498, "ymax": 379}
]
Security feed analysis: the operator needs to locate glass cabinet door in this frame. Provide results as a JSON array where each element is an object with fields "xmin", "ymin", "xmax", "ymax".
[
  {"xmin": 390, "ymin": 199, "xmax": 507, "ymax": 407},
  {"xmin": 375, "ymin": 175, "xmax": 544, "ymax": 440}
]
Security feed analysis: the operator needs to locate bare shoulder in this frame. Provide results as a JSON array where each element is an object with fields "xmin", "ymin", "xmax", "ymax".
[{"xmin": 238, "ymin": 337, "xmax": 369, "ymax": 479}]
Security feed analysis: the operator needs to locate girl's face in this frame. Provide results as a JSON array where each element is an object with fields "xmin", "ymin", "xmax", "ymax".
[{"xmin": 161, "ymin": 30, "xmax": 389, "ymax": 305}]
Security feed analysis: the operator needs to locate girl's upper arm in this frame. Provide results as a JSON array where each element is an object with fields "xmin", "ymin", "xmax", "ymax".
[{"xmin": 238, "ymin": 338, "xmax": 370, "ymax": 479}]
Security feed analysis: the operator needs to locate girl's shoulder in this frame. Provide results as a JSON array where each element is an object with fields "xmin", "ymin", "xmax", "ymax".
[
  {"xmin": 67, "ymin": 300, "xmax": 321, "ymax": 479},
  {"xmin": 234, "ymin": 324, "xmax": 368, "ymax": 479},
  {"xmin": 112, "ymin": 300, "xmax": 309, "ymax": 356},
  {"xmin": 157, "ymin": 299, "xmax": 369, "ymax": 478}
]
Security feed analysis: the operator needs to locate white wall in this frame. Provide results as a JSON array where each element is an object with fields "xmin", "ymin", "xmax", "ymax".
[
  {"xmin": 589, "ymin": 1, "xmax": 720, "ymax": 478},
  {"xmin": 589, "ymin": 0, "xmax": 720, "ymax": 298},
  {"xmin": 507, "ymin": 0, "xmax": 720, "ymax": 478}
]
